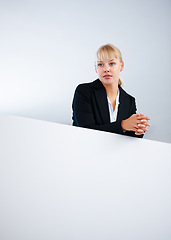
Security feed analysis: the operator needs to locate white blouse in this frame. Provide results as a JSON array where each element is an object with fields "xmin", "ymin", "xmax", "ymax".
[{"xmin": 107, "ymin": 89, "xmax": 120, "ymax": 123}]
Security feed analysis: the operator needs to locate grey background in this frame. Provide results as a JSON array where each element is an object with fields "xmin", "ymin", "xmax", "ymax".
[{"xmin": 0, "ymin": 0, "xmax": 170, "ymax": 143}]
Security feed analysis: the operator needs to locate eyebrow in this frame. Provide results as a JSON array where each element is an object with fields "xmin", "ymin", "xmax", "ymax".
[
  {"xmin": 109, "ymin": 59, "xmax": 116, "ymax": 62},
  {"xmin": 97, "ymin": 59, "xmax": 116, "ymax": 63}
]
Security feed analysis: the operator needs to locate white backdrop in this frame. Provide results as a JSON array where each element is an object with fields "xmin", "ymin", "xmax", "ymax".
[{"xmin": 0, "ymin": 0, "xmax": 171, "ymax": 143}]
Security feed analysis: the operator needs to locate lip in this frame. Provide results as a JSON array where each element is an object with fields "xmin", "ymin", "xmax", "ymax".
[{"xmin": 103, "ymin": 75, "xmax": 112, "ymax": 79}]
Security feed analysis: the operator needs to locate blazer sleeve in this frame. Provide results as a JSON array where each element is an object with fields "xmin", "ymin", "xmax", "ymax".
[
  {"xmin": 72, "ymin": 84, "xmax": 125, "ymax": 135},
  {"xmin": 123, "ymin": 97, "xmax": 144, "ymax": 138}
]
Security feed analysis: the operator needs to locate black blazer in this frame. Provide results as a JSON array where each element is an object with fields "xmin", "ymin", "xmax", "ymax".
[{"xmin": 72, "ymin": 79, "xmax": 143, "ymax": 138}]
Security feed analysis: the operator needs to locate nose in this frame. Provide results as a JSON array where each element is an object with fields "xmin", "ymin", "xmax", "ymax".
[{"xmin": 104, "ymin": 64, "xmax": 110, "ymax": 72}]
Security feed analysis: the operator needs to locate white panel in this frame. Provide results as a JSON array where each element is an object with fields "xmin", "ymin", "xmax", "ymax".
[{"xmin": 0, "ymin": 114, "xmax": 171, "ymax": 240}]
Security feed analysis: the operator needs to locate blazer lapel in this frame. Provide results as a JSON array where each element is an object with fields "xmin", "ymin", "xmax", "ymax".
[
  {"xmin": 117, "ymin": 86, "xmax": 128, "ymax": 121},
  {"xmin": 94, "ymin": 81, "xmax": 110, "ymax": 124}
]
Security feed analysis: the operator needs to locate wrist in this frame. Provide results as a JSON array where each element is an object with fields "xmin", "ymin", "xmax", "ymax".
[{"xmin": 121, "ymin": 120, "xmax": 126, "ymax": 131}]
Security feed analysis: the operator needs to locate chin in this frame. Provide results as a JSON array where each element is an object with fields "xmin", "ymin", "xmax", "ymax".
[
  {"xmin": 101, "ymin": 78, "xmax": 118, "ymax": 86},
  {"xmin": 101, "ymin": 80, "xmax": 114, "ymax": 85}
]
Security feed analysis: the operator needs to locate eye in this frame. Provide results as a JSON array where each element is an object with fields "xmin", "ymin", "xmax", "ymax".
[
  {"xmin": 110, "ymin": 62, "xmax": 116, "ymax": 66},
  {"xmin": 98, "ymin": 63, "xmax": 103, "ymax": 67}
]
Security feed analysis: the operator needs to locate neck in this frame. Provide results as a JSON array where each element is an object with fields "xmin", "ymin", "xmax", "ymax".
[{"xmin": 103, "ymin": 82, "xmax": 119, "ymax": 99}]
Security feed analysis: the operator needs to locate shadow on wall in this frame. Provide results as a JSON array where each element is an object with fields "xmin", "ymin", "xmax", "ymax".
[{"xmin": 3, "ymin": 102, "xmax": 72, "ymax": 126}]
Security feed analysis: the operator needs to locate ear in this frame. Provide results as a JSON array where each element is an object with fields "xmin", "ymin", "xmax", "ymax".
[
  {"xmin": 120, "ymin": 62, "xmax": 124, "ymax": 72},
  {"xmin": 95, "ymin": 64, "xmax": 97, "ymax": 73}
]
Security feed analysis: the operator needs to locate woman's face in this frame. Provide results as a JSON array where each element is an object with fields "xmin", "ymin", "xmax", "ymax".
[{"xmin": 95, "ymin": 57, "xmax": 124, "ymax": 86}]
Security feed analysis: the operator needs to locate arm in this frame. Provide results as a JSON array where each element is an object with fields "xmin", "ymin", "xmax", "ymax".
[
  {"xmin": 72, "ymin": 84, "xmax": 150, "ymax": 137},
  {"xmin": 121, "ymin": 98, "xmax": 150, "ymax": 138},
  {"xmin": 72, "ymin": 85, "xmax": 125, "ymax": 135}
]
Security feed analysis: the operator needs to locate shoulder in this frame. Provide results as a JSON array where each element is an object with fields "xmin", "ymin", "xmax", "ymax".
[
  {"xmin": 76, "ymin": 79, "xmax": 102, "ymax": 90},
  {"xmin": 119, "ymin": 86, "xmax": 137, "ymax": 113},
  {"xmin": 119, "ymin": 85, "xmax": 135, "ymax": 102},
  {"xmin": 75, "ymin": 79, "xmax": 103, "ymax": 96}
]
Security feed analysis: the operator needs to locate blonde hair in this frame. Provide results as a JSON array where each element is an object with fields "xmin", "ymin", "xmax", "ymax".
[{"xmin": 96, "ymin": 43, "xmax": 123, "ymax": 86}]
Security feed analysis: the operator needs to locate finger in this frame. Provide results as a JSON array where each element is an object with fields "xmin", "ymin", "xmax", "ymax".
[
  {"xmin": 137, "ymin": 124, "xmax": 148, "ymax": 131},
  {"xmin": 142, "ymin": 117, "xmax": 151, "ymax": 121},
  {"xmin": 137, "ymin": 115, "xmax": 150, "ymax": 120},
  {"xmin": 136, "ymin": 113, "xmax": 150, "ymax": 119},
  {"xmin": 137, "ymin": 124, "xmax": 146, "ymax": 128},
  {"xmin": 140, "ymin": 128, "xmax": 148, "ymax": 131},
  {"xmin": 136, "ymin": 120, "xmax": 147, "ymax": 126},
  {"xmin": 135, "ymin": 129, "xmax": 145, "ymax": 135},
  {"xmin": 137, "ymin": 128, "xmax": 145, "ymax": 133},
  {"xmin": 135, "ymin": 131, "xmax": 144, "ymax": 135},
  {"xmin": 137, "ymin": 113, "xmax": 144, "ymax": 117},
  {"xmin": 138, "ymin": 119, "xmax": 151, "ymax": 126},
  {"xmin": 138, "ymin": 122, "xmax": 151, "ymax": 127}
]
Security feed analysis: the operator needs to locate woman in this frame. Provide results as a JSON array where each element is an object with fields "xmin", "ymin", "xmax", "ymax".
[{"xmin": 72, "ymin": 44, "xmax": 150, "ymax": 137}]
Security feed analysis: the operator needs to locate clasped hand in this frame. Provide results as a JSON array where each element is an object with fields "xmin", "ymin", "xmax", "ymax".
[{"xmin": 121, "ymin": 113, "xmax": 150, "ymax": 135}]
